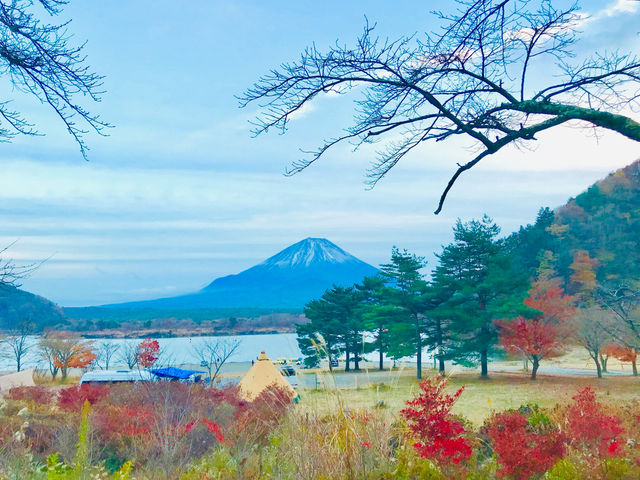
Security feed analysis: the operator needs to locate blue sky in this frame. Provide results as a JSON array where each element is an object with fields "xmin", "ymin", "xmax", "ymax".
[{"xmin": 2, "ymin": 0, "xmax": 639, "ymax": 306}]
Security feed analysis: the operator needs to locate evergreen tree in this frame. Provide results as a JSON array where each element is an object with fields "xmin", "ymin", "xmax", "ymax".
[
  {"xmin": 379, "ymin": 248, "xmax": 429, "ymax": 379},
  {"xmin": 297, "ymin": 285, "xmax": 362, "ymax": 371},
  {"xmin": 435, "ymin": 216, "xmax": 520, "ymax": 378},
  {"xmin": 428, "ymin": 260, "xmax": 457, "ymax": 375},
  {"xmin": 356, "ymin": 276, "xmax": 388, "ymax": 371}
]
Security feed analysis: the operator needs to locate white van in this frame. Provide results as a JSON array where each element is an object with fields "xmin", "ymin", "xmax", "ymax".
[{"xmin": 79, "ymin": 370, "xmax": 154, "ymax": 384}]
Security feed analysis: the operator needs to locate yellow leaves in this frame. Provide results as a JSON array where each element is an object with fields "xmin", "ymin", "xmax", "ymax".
[
  {"xmin": 569, "ymin": 250, "xmax": 598, "ymax": 294},
  {"xmin": 546, "ymin": 224, "xmax": 569, "ymax": 238}
]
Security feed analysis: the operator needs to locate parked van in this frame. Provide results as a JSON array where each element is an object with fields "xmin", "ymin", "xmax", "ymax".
[
  {"xmin": 80, "ymin": 370, "xmax": 153, "ymax": 384},
  {"xmin": 279, "ymin": 365, "xmax": 298, "ymax": 388}
]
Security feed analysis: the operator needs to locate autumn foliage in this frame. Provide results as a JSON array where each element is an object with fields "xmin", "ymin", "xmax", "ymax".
[
  {"xmin": 602, "ymin": 344, "xmax": 639, "ymax": 375},
  {"xmin": 135, "ymin": 338, "xmax": 160, "ymax": 368},
  {"xmin": 564, "ymin": 387, "xmax": 625, "ymax": 457},
  {"xmin": 54, "ymin": 343, "xmax": 97, "ymax": 370},
  {"xmin": 401, "ymin": 376, "xmax": 472, "ymax": 465},
  {"xmin": 486, "ymin": 408, "xmax": 565, "ymax": 480},
  {"xmin": 498, "ymin": 279, "xmax": 575, "ymax": 379},
  {"xmin": 58, "ymin": 384, "xmax": 110, "ymax": 411}
]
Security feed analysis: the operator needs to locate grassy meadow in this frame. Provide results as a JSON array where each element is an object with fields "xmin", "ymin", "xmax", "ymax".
[{"xmin": 299, "ymin": 349, "xmax": 640, "ymax": 425}]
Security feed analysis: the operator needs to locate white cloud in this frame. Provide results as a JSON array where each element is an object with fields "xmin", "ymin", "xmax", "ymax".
[
  {"xmin": 600, "ymin": 0, "xmax": 640, "ymax": 17},
  {"xmin": 578, "ymin": 0, "xmax": 640, "ymax": 28}
]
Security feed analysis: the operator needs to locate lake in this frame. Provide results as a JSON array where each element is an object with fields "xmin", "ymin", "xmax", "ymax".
[
  {"xmin": 0, "ymin": 333, "xmax": 303, "ymax": 372},
  {"xmin": 0, "ymin": 332, "xmax": 431, "ymax": 373}
]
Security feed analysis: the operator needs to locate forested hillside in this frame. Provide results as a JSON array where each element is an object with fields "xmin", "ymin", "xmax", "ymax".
[
  {"xmin": 508, "ymin": 160, "xmax": 640, "ymax": 291},
  {"xmin": 555, "ymin": 160, "xmax": 640, "ymax": 286},
  {"xmin": 0, "ymin": 285, "xmax": 67, "ymax": 331}
]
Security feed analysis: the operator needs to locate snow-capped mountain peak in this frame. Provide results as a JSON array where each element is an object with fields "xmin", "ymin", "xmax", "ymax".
[{"xmin": 262, "ymin": 238, "xmax": 354, "ymax": 268}]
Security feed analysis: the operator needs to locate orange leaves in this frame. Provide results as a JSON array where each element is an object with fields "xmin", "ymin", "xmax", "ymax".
[
  {"xmin": 67, "ymin": 343, "xmax": 98, "ymax": 368},
  {"xmin": 603, "ymin": 344, "xmax": 637, "ymax": 363},
  {"xmin": 569, "ymin": 250, "xmax": 598, "ymax": 294},
  {"xmin": 524, "ymin": 283, "xmax": 576, "ymax": 324},
  {"xmin": 46, "ymin": 332, "xmax": 96, "ymax": 378}
]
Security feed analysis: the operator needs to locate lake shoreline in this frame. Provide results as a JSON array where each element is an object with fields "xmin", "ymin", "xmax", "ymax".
[{"xmin": 79, "ymin": 326, "xmax": 296, "ymax": 340}]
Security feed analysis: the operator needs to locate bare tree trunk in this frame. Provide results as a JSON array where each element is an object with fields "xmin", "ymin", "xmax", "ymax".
[
  {"xmin": 595, "ymin": 356, "xmax": 603, "ymax": 378},
  {"xmin": 436, "ymin": 320, "xmax": 445, "ymax": 375},
  {"xmin": 379, "ymin": 348, "xmax": 383, "ymax": 371},
  {"xmin": 531, "ymin": 356, "xmax": 539, "ymax": 381},
  {"xmin": 416, "ymin": 337, "xmax": 422, "ymax": 380},
  {"xmin": 599, "ymin": 353, "xmax": 608, "ymax": 373},
  {"xmin": 480, "ymin": 349, "xmax": 488, "ymax": 379},
  {"xmin": 345, "ymin": 349, "xmax": 350, "ymax": 372},
  {"xmin": 633, "ymin": 359, "xmax": 638, "ymax": 376}
]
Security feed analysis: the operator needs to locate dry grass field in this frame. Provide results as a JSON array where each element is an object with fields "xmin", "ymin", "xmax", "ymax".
[{"xmin": 299, "ymin": 348, "xmax": 640, "ymax": 426}]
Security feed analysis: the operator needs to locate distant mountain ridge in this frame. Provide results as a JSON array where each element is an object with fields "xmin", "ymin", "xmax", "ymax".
[{"xmin": 106, "ymin": 238, "xmax": 379, "ymax": 310}]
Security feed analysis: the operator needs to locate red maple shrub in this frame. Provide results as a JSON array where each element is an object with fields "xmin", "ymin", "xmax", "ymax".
[
  {"xmin": 6, "ymin": 385, "xmax": 54, "ymax": 405},
  {"xmin": 94, "ymin": 404, "xmax": 155, "ymax": 441},
  {"xmin": 400, "ymin": 376, "xmax": 472, "ymax": 465},
  {"xmin": 564, "ymin": 387, "xmax": 625, "ymax": 457},
  {"xmin": 486, "ymin": 408, "xmax": 565, "ymax": 480},
  {"xmin": 234, "ymin": 384, "xmax": 292, "ymax": 444},
  {"xmin": 58, "ymin": 383, "xmax": 110, "ymax": 411}
]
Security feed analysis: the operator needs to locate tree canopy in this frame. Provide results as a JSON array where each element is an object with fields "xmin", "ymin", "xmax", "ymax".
[{"xmin": 242, "ymin": 0, "xmax": 640, "ymax": 213}]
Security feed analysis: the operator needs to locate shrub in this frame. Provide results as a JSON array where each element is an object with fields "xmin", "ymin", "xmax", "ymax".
[
  {"xmin": 564, "ymin": 387, "xmax": 625, "ymax": 457},
  {"xmin": 58, "ymin": 384, "xmax": 110, "ymax": 411},
  {"xmin": 233, "ymin": 384, "xmax": 292, "ymax": 445},
  {"xmin": 400, "ymin": 376, "xmax": 472, "ymax": 466},
  {"xmin": 486, "ymin": 409, "xmax": 565, "ymax": 480},
  {"xmin": 5, "ymin": 385, "xmax": 54, "ymax": 405}
]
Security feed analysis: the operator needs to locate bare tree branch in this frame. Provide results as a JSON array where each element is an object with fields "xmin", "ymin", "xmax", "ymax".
[
  {"xmin": 241, "ymin": 0, "xmax": 640, "ymax": 213},
  {"xmin": 191, "ymin": 338, "xmax": 241, "ymax": 386},
  {"xmin": 0, "ymin": 0, "xmax": 110, "ymax": 158}
]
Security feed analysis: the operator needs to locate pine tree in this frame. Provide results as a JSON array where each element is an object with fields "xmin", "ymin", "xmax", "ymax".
[
  {"xmin": 297, "ymin": 285, "xmax": 362, "ymax": 371},
  {"xmin": 379, "ymin": 248, "xmax": 429, "ymax": 379},
  {"xmin": 356, "ymin": 276, "xmax": 388, "ymax": 371},
  {"xmin": 435, "ymin": 216, "xmax": 519, "ymax": 378}
]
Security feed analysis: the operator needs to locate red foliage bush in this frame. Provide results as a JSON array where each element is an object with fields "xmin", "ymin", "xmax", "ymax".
[
  {"xmin": 58, "ymin": 383, "xmax": 110, "ymax": 411},
  {"xmin": 6, "ymin": 385, "xmax": 54, "ymax": 405},
  {"xmin": 93, "ymin": 404, "xmax": 155, "ymax": 441},
  {"xmin": 564, "ymin": 387, "xmax": 625, "ymax": 457},
  {"xmin": 400, "ymin": 376, "xmax": 472, "ymax": 465},
  {"xmin": 233, "ymin": 384, "xmax": 292, "ymax": 444},
  {"xmin": 487, "ymin": 410, "xmax": 565, "ymax": 480}
]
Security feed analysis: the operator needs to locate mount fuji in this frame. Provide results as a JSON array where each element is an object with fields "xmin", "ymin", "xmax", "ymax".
[{"xmin": 106, "ymin": 238, "xmax": 379, "ymax": 310}]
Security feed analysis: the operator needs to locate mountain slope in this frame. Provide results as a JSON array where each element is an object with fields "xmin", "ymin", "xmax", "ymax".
[
  {"xmin": 107, "ymin": 238, "xmax": 379, "ymax": 309},
  {"xmin": 0, "ymin": 285, "xmax": 67, "ymax": 331},
  {"xmin": 506, "ymin": 159, "xmax": 640, "ymax": 289},
  {"xmin": 554, "ymin": 159, "xmax": 640, "ymax": 283}
]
